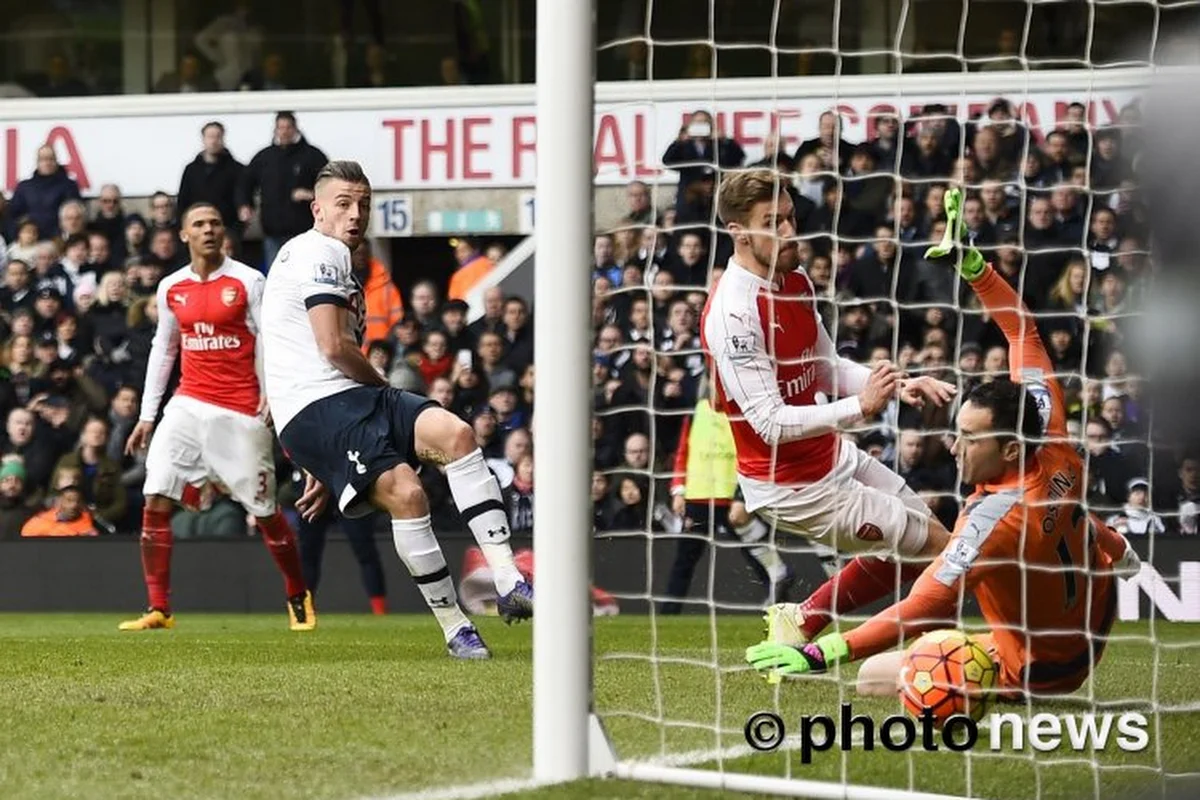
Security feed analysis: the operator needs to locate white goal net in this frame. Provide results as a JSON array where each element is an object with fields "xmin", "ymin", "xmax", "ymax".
[{"xmin": 580, "ymin": 1, "xmax": 1200, "ymax": 798}]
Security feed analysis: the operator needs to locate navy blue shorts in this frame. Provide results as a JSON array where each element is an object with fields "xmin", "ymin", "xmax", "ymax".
[{"xmin": 280, "ymin": 386, "xmax": 438, "ymax": 518}]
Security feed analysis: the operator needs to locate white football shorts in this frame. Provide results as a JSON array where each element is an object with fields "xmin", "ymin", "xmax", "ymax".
[
  {"xmin": 738, "ymin": 437, "xmax": 931, "ymax": 557},
  {"xmin": 143, "ymin": 395, "xmax": 277, "ymax": 517}
]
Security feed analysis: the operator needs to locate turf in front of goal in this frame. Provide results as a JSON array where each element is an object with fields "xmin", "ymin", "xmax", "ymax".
[{"xmin": 0, "ymin": 614, "xmax": 1197, "ymax": 800}]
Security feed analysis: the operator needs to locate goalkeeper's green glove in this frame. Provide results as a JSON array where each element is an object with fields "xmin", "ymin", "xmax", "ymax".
[
  {"xmin": 924, "ymin": 187, "xmax": 986, "ymax": 281},
  {"xmin": 745, "ymin": 632, "xmax": 850, "ymax": 677}
]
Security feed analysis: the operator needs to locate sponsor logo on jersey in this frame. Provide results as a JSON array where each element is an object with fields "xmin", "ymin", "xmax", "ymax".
[
  {"xmin": 855, "ymin": 523, "xmax": 884, "ymax": 542},
  {"xmin": 181, "ymin": 320, "xmax": 242, "ymax": 352},
  {"xmin": 221, "ymin": 286, "xmax": 238, "ymax": 306}
]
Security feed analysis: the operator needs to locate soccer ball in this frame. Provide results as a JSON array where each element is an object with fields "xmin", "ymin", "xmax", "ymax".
[{"xmin": 898, "ymin": 629, "xmax": 997, "ymax": 726}]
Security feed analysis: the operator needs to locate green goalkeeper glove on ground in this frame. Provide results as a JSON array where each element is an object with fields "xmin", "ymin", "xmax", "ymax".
[
  {"xmin": 924, "ymin": 187, "xmax": 986, "ymax": 281},
  {"xmin": 745, "ymin": 633, "xmax": 850, "ymax": 677}
]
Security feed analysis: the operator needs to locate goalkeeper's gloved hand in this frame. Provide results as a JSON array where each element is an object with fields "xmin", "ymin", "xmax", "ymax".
[
  {"xmin": 745, "ymin": 632, "xmax": 850, "ymax": 677},
  {"xmin": 923, "ymin": 187, "xmax": 986, "ymax": 281}
]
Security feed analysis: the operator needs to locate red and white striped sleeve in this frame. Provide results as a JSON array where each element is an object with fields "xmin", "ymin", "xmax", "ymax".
[{"xmin": 704, "ymin": 286, "xmax": 863, "ymax": 447}]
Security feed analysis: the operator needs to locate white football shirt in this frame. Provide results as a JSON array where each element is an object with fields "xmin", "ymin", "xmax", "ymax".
[{"xmin": 261, "ymin": 228, "xmax": 367, "ymax": 432}]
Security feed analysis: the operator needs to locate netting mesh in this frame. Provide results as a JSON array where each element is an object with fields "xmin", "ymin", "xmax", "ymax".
[{"xmin": 587, "ymin": 1, "xmax": 1200, "ymax": 797}]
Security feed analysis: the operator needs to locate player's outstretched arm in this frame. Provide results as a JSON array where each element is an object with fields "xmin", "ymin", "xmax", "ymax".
[
  {"xmin": 926, "ymin": 187, "xmax": 1065, "ymax": 438},
  {"xmin": 128, "ymin": 282, "xmax": 181, "ymax": 454}
]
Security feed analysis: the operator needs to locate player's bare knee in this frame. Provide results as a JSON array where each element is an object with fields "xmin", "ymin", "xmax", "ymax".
[
  {"xmin": 443, "ymin": 417, "xmax": 476, "ymax": 461},
  {"xmin": 373, "ymin": 467, "xmax": 428, "ymax": 517},
  {"xmin": 414, "ymin": 406, "xmax": 476, "ymax": 462},
  {"xmin": 728, "ymin": 502, "xmax": 750, "ymax": 528}
]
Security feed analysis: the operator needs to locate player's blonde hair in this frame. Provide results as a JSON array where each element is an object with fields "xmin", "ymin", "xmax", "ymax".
[{"xmin": 717, "ymin": 168, "xmax": 788, "ymax": 228}]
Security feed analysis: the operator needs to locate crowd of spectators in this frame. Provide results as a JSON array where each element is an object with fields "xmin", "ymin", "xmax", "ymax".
[
  {"xmin": 0, "ymin": 93, "xmax": 1192, "ymax": 544},
  {"xmin": 590, "ymin": 97, "xmax": 1192, "ymax": 540}
]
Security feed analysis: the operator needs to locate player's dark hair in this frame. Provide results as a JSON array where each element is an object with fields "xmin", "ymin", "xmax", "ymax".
[
  {"xmin": 182, "ymin": 202, "xmax": 221, "ymax": 224},
  {"xmin": 964, "ymin": 378, "xmax": 1043, "ymax": 444},
  {"xmin": 275, "ymin": 110, "xmax": 297, "ymax": 126},
  {"xmin": 201, "ymin": 120, "xmax": 224, "ymax": 135},
  {"xmin": 315, "ymin": 160, "xmax": 370, "ymax": 189}
]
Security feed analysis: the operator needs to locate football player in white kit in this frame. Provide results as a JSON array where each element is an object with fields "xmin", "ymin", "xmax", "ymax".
[
  {"xmin": 700, "ymin": 169, "xmax": 956, "ymax": 670},
  {"xmin": 120, "ymin": 203, "xmax": 314, "ymax": 632},
  {"xmin": 260, "ymin": 161, "xmax": 531, "ymax": 659}
]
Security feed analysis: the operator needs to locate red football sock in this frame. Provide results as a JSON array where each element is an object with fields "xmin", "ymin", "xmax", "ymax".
[
  {"xmin": 797, "ymin": 556, "xmax": 926, "ymax": 641},
  {"xmin": 257, "ymin": 512, "xmax": 308, "ymax": 598},
  {"xmin": 369, "ymin": 596, "xmax": 387, "ymax": 615},
  {"xmin": 140, "ymin": 508, "xmax": 174, "ymax": 612}
]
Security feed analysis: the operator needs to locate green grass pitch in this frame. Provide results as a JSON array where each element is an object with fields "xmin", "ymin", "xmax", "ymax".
[{"xmin": 1, "ymin": 613, "xmax": 1197, "ymax": 800}]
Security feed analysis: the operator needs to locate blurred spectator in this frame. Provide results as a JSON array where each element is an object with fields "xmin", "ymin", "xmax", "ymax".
[
  {"xmin": 794, "ymin": 111, "xmax": 854, "ymax": 172},
  {"xmin": 440, "ymin": 299, "xmax": 474, "ymax": 354},
  {"xmin": 500, "ymin": 296, "xmax": 533, "ymax": 373},
  {"xmin": 353, "ymin": 240, "xmax": 404, "ymax": 346},
  {"xmin": 90, "ymin": 184, "xmax": 129, "ymax": 263},
  {"xmin": 468, "ymin": 285, "xmax": 505, "ymax": 339},
  {"xmin": 1105, "ymin": 477, "xmax": 1165, "ymax": 537},
  {"xmin": 2, "ymin": 406, "xmax": 62, "ymax": 495},
  {"xmin": 622, "ymin": 180, "xmax": 658, "ymax": 227},
  {"xmin": 592, "ymin": 234, "xmax": 621, "ymax": 286},
  {"xmin": 6, "ymin": 145, "xmax": 81, "ymax": 240},
  {"xmin": 2, "ymin": 259, "xmax": 34, "ymax": 315},
  {"xmin": 501, "ymin": 454, "xmax": 534, "ymax": 534},
  {"xmin": 124, "ymin": 215, "xmax": 149, "ymax": 260},
  {"xmin": 239, "ymin": 52, "xmax": 289, "ymax": 92},
  {"xmin": 21, "ymin": 468, "xmax": 98, "ymax": 537},
  {"xmin": 88, "ymin": 231, "xmax": 114, "ymax": 274},
  {"xmin": 1091, "ymin": 129, "xmax": 1126, "ymax": 192},
  {"xmin": 447, "ymin": 238, "xmax": 494, "ymax": 301},
  {"xmin": 0, "ymin": 456, "xmax": 37, "ymax": 538},
  {"xmin": 414, "ymin": 330, "xmax": 453, "ymax": 388},
  {"xmin": 237, "ymin": 112, "xmax": 328, "ymax": 268},
  {"xmin": 178, "ymin": 122, "xmax": 245, "ymax": 233},
  {"xmin": 662, "ymin": 110, "xmax": 745, "ymax": 198},
  {"xmin": 147, "ymin": 191, "xmax": 177, "ymax": 236},
  {"xmin": 477, "ymin": 331, "xmax": 515, "ymax": 390},
  {"xmin": 193, "ymin": 2, "xmax": 263, "ymax": 92},
  {"xmin": 868, "ymin": 113, "xmax": 902, "ymax": 174},
  {"xmin": 7, "ymin": 218, "xmax": 41, "ymax": 266},
  {"xmin": 1172, "ymin": 455, "xmax": 1200, "ymax": 535},
  {"xmin": 452, "ymin": 0, "xmax": 493, "ymax": 84},
  {"xmin": 409, "ymin": 280, "xmax": 441, "ymax": 330},
  {"xmin": 147, "ymin": 228, "xmax": 182, "ymax": 270},
  {"xmin": 53, "ymin": 416, "xmax": 126, "ymax": 527},
  {"xmin": 154, "ymin": 52, "xmax": 218, "ymax": 93},
  {"xmin": 901, "ymin": 122, "xmax": 953, "ymax": 183},
  {"xmin": 488, "ymin": 426, "xmax": 531, "ymax": 488},
  {"xmin": 58, "ymin": 199, "xmax": 88, "ymax": 241}
]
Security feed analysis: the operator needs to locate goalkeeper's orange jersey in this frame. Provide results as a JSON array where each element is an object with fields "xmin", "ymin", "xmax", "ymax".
[{"xmin": 845, "ymin": 265, "xmax": 1124, "ymax": 693}]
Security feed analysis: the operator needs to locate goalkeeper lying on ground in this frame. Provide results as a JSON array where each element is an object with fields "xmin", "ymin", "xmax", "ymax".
[{"xmin": 746, "ymin": 187, "xmax": 1141, "ymax": 699}]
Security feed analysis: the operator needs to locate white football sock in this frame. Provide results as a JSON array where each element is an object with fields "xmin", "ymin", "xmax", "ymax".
[
  {"xmin": 391, "ymin": 516, "xmax": 471, "ymax": 641},
  {"xmin": 444, "ymin": 448, "xmax": 523, "ymax": 596},
  {"xmin": 733, "ymin": 516, "xmax": 790, "ymax": 583}
]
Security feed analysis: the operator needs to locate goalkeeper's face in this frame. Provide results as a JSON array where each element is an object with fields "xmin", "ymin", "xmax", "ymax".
[{"xmin": 745, "ymin": 197, "xmax": 799, "ymax": 274}]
